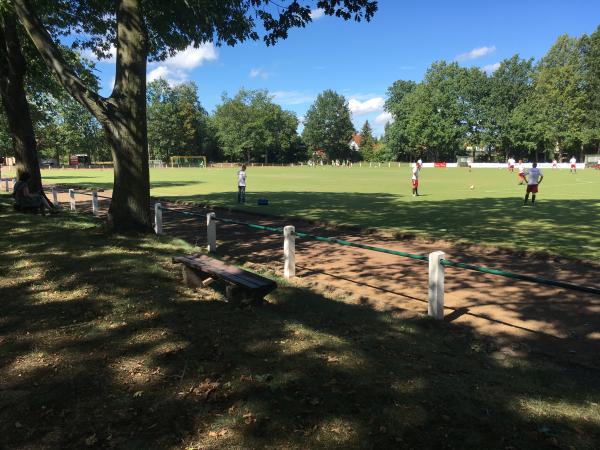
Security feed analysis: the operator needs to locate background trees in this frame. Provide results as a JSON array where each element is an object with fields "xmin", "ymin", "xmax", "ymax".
[
  {"xmin": 213, "ymin": 89, "xmax": 300, "ymax": 163},
  {"xmin": 302, "ymin": 90, "xmax": 355, "ymax": 162},
  {"xmin": 382, "ymin": 29, "xmax": 600, "ymax": 162}
]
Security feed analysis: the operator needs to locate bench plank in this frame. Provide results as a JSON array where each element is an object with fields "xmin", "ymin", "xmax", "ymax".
[{"xmin": 173, "ymin": 255, "xmax": 276, "ymax": 293}]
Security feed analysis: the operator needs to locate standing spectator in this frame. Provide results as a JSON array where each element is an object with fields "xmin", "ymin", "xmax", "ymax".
[
  {"xmin": 411, "ymin": 164, "xmax": 419, "ymax": 197},
  {"xmin": 523, "ymin": 162, "xmax": 544, "ymax": 206},
  {"xmin": 569, "ymin": 156, "xmax": 577, "ymax": 173},
  {"xmin": 237, "ymin": 164, "xmax": 247, "ymax": 203}
]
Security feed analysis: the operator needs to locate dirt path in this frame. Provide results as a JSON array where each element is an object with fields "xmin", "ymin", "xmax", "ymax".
[{"xmin": 51, "ymin": 188, "xmax": 600, "ymax": 368}]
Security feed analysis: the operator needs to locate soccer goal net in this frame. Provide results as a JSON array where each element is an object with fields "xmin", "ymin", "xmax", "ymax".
[{"xmin": 169, "ymin": 156, "xmax": 207, "ymax": 167}]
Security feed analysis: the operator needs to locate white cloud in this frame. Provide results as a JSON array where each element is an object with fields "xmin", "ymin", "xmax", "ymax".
[
  {"xmin": 375, "ymin": 112, "xmax": 394, "ymax": 125},
  {"xmin": 348, "ymin": 97, "xmax": 385, "ymax": 115},
  {"xmin": 455, "ymin": 45, "xmax": 496, "ymax": 62},
  {"xmin": 161, "ymin": 43, "xmax": 218, "ymax": 69},
  {"xmin": 147, "ymin": 43, "xmax": 218, "ymax": 85},
  {"xmin": 249, "ymin": 67, "xmax": 269, "ymax": 79},
  {"xmin": 271, "ymin": 90, "xmax": 315, "ymax": 105},
  {"xmin": 482, "ymin": 62, "xmax": 501, "ymax": 74},
  {"xmin": 310, "ymin": 8, "xmax": 325, "ymax": 20}
]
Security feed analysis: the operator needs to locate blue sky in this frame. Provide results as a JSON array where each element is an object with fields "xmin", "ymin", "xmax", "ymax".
[{"xmin": 89, "ymin": 0, "xmax": 600, "ymax": 136}]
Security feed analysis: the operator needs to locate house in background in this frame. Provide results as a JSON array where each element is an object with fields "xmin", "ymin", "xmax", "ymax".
[{"xmin": 349, "ymin": 133, "xmax": 361, "ymax": 152}]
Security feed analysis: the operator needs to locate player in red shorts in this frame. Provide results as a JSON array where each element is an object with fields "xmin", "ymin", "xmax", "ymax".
[
  {"xmin": 523, "ymin": 162, "xmax": 544, "ymax": 206},
  {"xmin": 569, "ymin": 156, "xmax": 577, "ymax": 173},
  {"xmin": 411, "ymin": 164, "xmax": 419, "ymax": 196},
  {"xmin": 507, "ymin": 157, "xmax": 515, "ymax": 172},
  {"xmin": 517, "ymin": 160, "xmax": 526, "ymax": 185}
]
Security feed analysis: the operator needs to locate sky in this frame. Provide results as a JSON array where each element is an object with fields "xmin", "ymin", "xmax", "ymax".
[{"xmin": 87, "ymin": 0, "xmax": 600, "ymax": 136}]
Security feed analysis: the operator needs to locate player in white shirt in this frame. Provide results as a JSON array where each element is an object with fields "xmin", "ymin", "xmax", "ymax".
[
  {"xmin": 569, "ymin": 156, "xmax": 577, "ymax": 173},
  {"xmin": 237, "ymin": 164, "xmax": 247, "ymax": 203},
  {"xmin": 552, "ymin": 158, "xmax": 558, "ymax": 169},
  {"xmin": 523, "ymin": 162, "xmax": 544, "ymax": 206},
  {"xmin": 417, "ymin": 158, "xmax": 423, "ymax": 169},
  {"xmin": 517, "ymin": 160, "xmax": 525, "ymax": 185},
  {"xmin": 411, "ymin": 165, "xmax": 419, "ymax": 196},
  {"xmin": 507, "ymin": 157, "xmax": 515, "ymax": 172}
]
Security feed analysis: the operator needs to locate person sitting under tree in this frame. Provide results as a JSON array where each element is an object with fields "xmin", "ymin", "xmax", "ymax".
[
  {"xmin": 523, "ymin": 162, "xmax": 543, "ymax": 206},
  {"xmin": 13, "ymin": 172, "xmax": 56, "ymax": 214}
]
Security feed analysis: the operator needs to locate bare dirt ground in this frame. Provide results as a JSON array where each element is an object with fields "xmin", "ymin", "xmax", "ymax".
[{"xmin": 56, "ymin": 188, "xmax": 600, "ymax": 369}]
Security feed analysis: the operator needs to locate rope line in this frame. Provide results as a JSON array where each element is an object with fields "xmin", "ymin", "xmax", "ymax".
[
  {"xmin": 440, "ymin": 259, "xmax": 600, "ymax": 295},
  {"xmin": 160, "ymin": 205, "xmax": 600, "ymax": 295}
]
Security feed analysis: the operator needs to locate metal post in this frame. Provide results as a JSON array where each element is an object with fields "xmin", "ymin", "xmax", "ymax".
[
  {"xmin": 154, "ymin": 202, "xmax": 163, "ymax": 235},
  {"xmin": 69, "ymin": 189, "xmax": 76, "ymax": 211},
  {"xmin": 206, "ymin": 212, "xmax": 216, "ymax": 253},
  {"xmin": 428, "ymin": 251, "xmax": 445, "ymax": 319},
  {"xmin": 283, "ymin": 225, "xmax": 296, "ymax": 279},
  {"xmin": 92, "ymin": 191, "xmax": 99, "ymax": 216},
  {"xmin": 51, "ymin": 186, "xmax": 58, "ymax": 205}
]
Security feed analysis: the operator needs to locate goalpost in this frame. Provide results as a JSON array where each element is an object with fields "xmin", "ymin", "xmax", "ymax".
[{"xmin": 169, "ymin": 155, "xmax": 207, "ymax": 168}]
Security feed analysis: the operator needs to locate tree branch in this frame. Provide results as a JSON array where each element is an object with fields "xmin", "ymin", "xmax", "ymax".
[{"xmin": 12, "ymin": 0, "xmax": 110, "ymax": 122}]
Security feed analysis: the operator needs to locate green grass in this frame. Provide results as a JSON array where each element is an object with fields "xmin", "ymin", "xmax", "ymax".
[
  {"xmin": 1, "ymin": 194, "xmax": 599, "ymax": 449},
  {"xmin": 5, "ymin": 165, "xmax": 600, "ymax": 259}
]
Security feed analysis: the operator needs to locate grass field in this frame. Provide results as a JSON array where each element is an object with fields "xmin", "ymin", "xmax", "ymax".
[
  {"xmin": 1, "ymin": 196, "xmax": 599, "ymax": 449},
  {"xmin": 3, "ymin": 165, "xmax": 599, "ymax": 259}
]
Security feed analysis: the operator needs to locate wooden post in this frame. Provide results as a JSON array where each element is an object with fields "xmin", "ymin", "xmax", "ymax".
[
  {"xmin": 51, "ymin": 186, "xmax": 58, "ymax": 205},
  {"xmin": 428, "ymin": 251, "xmax": 445, "ymax": 319},
  {"xmin": 207, "ymin": 212, "xmax": 216, "ymax": 253},
  {"xmin": 154, "ymin": 202, "xmax": 163, "ymax": 235},
  {"xmin": 69, "ymin": 189, "xmax": 76, "ymax": 211},
  {"xmin": 92, "ymin": 191, "xmax": 99, "ymax": 216},
  {"xmin": 283, "ymin": 225, "xmax": 295, "ymax": 279}
]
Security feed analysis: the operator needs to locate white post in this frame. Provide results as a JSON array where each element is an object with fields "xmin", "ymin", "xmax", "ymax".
[
  {"xmin": 154, "ymin": 202, "xmax": 163, "ymax": 235},
  {"xmin": 388, "ymin": 162, "xmax": 391, "ymax": 168},
  {"xmin": 92, "ymin": 191, "xmax": 99, "ymax": 216},
  {"xmin": 51, "ymin": 186, "xmax": 58, "ymax": 205},
  {"xmin": 428, "ymin": 251, "xmax": 445, "ymax": 319},
  {"xmin": 207, "ymin": 212, "xmax": 216, "ymax": 253},
  {"xmin": 283, "ymin": 225, "xmax": 296, "ymax": 279},
  {"xmin": 69, "ymin": 189, "xmax": 76, "ymax": 211},
  {"xmin": 3, "ymin": 178, "xmax": 8, "ymax": 192}
]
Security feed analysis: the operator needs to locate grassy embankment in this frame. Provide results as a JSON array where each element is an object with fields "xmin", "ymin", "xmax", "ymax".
[{"xmin": 1, "ymin": 194, "xmax": 599, "ymax": 449}]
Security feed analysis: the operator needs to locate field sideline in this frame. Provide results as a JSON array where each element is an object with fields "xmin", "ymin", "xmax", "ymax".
[{"xmin": 3, "ymin": 165, "xmax": 599, "ymax": 259}]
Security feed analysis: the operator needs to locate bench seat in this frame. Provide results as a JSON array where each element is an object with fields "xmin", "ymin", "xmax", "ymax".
[{"xmin": 172, "ymin": 254, "xmax": 277, "ymax": 305}]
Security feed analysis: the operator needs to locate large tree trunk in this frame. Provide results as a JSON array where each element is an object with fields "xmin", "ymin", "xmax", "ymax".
[
  {"xmin": 0, "ymin": 12, "xmax": 42, "ymax": 192},
  {"xmin": 14, "ymin": 0, "xmax": 151, "ymax": 232},
  {"xmin": 103, "ymin": 0, "xmax": 150, "ymax": 231}
]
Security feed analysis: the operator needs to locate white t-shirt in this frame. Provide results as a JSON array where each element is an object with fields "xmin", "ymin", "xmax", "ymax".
[
  {"xmin": 237, "ymin": 170, "xmax": 246, "ymax": 187},
  {"xmin": 417, "ymin": 158, "xmax": 422, "ymax": 165},
  {"xmin": 570, "ymin": 157, "xmax": 576, "ymax": 165},
  {"xmin": 518, "ymin": 163, "xmax": 524, "ymax": 173},
  {"xmin": 527, "ymin": 167, "xmax": 543, "ymax": 185},
  {"xmin": 412, "ymin": 166, "xmax": 419, "ymax": 180},
  {"xmin": 508, "ymin": 158, "xmax": 515, "ymax": 166}
]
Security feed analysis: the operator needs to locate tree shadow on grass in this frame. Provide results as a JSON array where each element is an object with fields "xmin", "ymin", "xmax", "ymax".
[
  {"xmin": 164, "ymin": 190, "xmax": 600, "ymax": 261},
  {"xmin": 2, "ymin": 195, "xmax": 599, "ymax": 449}
]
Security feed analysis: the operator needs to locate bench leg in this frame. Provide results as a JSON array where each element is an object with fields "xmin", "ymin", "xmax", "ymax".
[{"xmin": 182, "ymin": 266, "xmax": 208, "ymax": 288}]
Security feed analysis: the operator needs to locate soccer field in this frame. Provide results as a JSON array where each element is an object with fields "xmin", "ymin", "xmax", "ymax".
[{"xmin": 4, "ymin": 165, "xmax": 599, "ymax": 259}]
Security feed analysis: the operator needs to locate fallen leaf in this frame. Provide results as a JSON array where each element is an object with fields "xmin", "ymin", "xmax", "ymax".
[
  {"xmin": 85, "ymin": 434, "xmax": 97, "ymax": 446},
  {"xmin": 133, "ymin": 391, "xmax": 143, "ymax": 398}
]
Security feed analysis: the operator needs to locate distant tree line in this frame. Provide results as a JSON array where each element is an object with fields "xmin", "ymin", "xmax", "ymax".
[
  {"xmin": 382, "ymin": 27, "xmax": 600, "ymax": 163},
  {"xmin": 3, "ymin": 25, "xmax": 599, "ymax": 170}
]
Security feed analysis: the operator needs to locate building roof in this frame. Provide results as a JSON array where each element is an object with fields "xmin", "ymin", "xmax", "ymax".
[{"xmin": 350, "ymin": 133, "xmax": 362, "ymax": 146}]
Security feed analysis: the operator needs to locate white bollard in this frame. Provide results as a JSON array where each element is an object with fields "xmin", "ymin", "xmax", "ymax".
[
  {"xmin": 283, "ymin": 225, "xmax": 295, "ymax": 279},
  {"xmin": 51, "ymin": 186, "xmax": 58, "ymax": 205},
  {"xmin": 92, "ymin": 191, "xmax": 99, "ymax": 216},
  {"xmin": 154, "ymin": 202, "xmax": 163, "ymax": 235},
  {"xmin": 388, "ymin": 162, "xmax": 391, "ymax": 168},
  {"xmin": 206, "ymin": 212, "xmax": 216, "ymax": 253},
  {"xmin": 69, "ymin": 189, "xmax": 76, "ymax": 211},
  {"xmin": 428, "ymin": 251, "xmax": 445, "ymax": 319}
]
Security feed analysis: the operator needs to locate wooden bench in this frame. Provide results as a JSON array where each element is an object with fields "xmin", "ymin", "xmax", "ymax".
[{"xmin": 172, "ymin": 254, "xmax": 277, "ymax": 305}]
